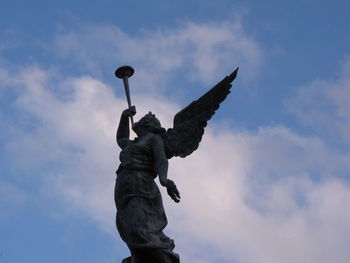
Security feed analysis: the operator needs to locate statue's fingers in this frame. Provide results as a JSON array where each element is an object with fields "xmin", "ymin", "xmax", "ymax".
[
  {"xmin": 173, "ymin": 191, "xmax": 180, "ymax": 202},
  {"xmin": 168, "ymin": 189, "xmax": 175, "ymax": 198},
  {"xmin": 173, "ymin": 187, "xmax": 180, "ymax": 198},
  {"xmin": 172, "ymin": 195, "xmax": 180, "ymax": 203},
  {"xmin": 173, "ymin": 189, "xmax": 180, "ymax": 199},
  {"xmin": 127, "ymin": 106, "xmax": 136, "ymax": 115},
  {"xmin": 169, "ymin": 191, "xmax": 179, "ymax": 202}
]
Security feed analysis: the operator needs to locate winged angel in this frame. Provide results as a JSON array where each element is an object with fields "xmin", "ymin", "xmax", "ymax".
[{"xmin": 115, "ymin": 68, "xmax": 238, "ymax": 263}]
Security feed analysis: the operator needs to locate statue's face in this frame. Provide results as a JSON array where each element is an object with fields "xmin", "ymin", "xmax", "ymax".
[
  {"xmin": 132, "ymin": 120, "xmax": 143, "ymax": 133},
  {"xmin": 132, "ymin": 114, "xmax": 161, "ymax": 134}
]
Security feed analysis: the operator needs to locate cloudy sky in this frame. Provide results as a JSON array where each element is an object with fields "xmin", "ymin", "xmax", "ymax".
[{"xmin": 1, "ymin": 1, "xmax": 350, "ymax": 262}]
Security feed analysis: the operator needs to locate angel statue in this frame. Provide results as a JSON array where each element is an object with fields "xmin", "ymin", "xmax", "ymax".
[{"xmin": 114, "ymin": 66, "xmax": 238, "ymax": 263}]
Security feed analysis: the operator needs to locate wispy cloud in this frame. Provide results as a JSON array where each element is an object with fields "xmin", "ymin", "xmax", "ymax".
[
  {"xmin": 51, "ymin": 19, "xmax": 262, "ymax": 89},
  {"xmin": 286, "ymin": 54, "xmax": 350, "ymax": 145}
]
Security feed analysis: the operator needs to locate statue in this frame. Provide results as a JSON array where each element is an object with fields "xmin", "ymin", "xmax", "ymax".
[{"xmin": 114, "ymin": 66, "xmax": 238, "ymax": 263}]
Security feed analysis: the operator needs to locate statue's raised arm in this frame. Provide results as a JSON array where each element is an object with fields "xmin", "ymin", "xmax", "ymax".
[{"xmin": 162, "ymin": 67, "xmax": 239, "ymax": 159}]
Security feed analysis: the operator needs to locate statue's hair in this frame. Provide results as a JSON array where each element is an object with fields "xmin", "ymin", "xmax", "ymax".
[
  {"xmin": 136, "ymin": 112, "xmax": 166, "ymax": 134},
  {"xmin": 136, "ymin": 112, "xmax": 171, "ymax": 157}
]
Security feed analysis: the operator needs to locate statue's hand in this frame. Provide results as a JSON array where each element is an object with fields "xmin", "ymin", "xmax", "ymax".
[
  {"xmin": 122, "ymin": 106, "xmax": 136, "ymax": 117},
  {"xmin": 165, "ymin": 179, "xmax": 181, "ymax": 203}
]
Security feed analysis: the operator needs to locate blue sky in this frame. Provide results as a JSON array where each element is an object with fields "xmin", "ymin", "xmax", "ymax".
[{"xmin": 1, "ymin": 1, "xmax": 350, "ymax": 263}]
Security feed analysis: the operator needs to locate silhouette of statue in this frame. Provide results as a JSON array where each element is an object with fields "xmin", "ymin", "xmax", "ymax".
[{"xmin": 114, "ymin": 67, "xmax": 238, "ymax": 263}]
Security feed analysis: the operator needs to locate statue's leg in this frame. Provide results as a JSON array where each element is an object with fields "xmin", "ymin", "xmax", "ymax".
[
  {"xmin": 130, "ymin": 248, "xmax": 179, "ymax": 263},
  {"xmin": 121, "ymin": 256, "xmax": 132, "ymax": 263},
  {"xmin": 153, "ymin": 249, "xmax": 180, "ymax": 263}
]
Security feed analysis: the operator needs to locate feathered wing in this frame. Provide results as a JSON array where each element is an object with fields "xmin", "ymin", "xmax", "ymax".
[{"xmin": 163, "ymin": 67, "xmax": 239, "ymax": 159}]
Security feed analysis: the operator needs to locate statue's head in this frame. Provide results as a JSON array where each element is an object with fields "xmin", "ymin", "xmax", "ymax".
[{"xmin": 133, "ymin": 112, "xmax": 164, "ymax": 134}]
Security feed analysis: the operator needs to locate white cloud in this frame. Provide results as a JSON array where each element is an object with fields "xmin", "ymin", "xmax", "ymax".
[
  {"xmin": 167, "ymin": 127, "xmax": 350, "ymax": 263},
  {"xmin": 3, "ymin": 20, "xmax": 350, "ymax": 263}
]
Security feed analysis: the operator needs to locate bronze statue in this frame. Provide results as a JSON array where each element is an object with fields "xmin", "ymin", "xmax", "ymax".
[{"xmin": 114, "ymin": 66, "xmax": 238, "ymax": 263}]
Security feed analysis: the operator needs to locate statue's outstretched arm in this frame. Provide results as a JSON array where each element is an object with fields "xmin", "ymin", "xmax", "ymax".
[
  {"xmin": 151, "ymin": 135, "xmax": 180, "ymax": 203},
  {"xmin": 116, "ymin": 106, "xmax": 136, "ymax": 149},
  {"xmin": 151, "ymin": 135, "xmax": 169, "ymax": 185}
]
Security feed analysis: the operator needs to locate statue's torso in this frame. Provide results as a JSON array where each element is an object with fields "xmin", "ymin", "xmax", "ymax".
[{"xmin": 117, "ymin": 137, "xmax": 156, "ymax": 177}]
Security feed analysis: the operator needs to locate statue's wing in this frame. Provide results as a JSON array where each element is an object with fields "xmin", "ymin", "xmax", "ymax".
[{"xmin": 164, "ymin": 67, "xmax": 238, "ymax": 159}]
